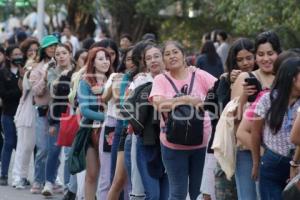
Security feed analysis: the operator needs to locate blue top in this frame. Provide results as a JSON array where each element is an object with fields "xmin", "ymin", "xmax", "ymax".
[
  {"xmin": 77, "ymin": 79, "xmax": 105, "ymax": 122},
  {"xmin": 196, "ymin": 54, "xmax": 224, "ymax": 78},
  {"xmin": 119, "ymin": 73, "xmax": 131, "ymax": 127}
]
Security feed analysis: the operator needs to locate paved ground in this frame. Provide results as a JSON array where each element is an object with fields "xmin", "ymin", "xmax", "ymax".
[
  {"xmin": 0, "ymin": 152, "xmax": 64, "ymax": 200},
  {"xmin": 0, "ymin": 186, "xmax": 63, "ymax": 200}
]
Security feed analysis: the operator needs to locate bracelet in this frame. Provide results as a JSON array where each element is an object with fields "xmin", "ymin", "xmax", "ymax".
[{"xmin": 290, "ymin": 160, "xmax": 300, "ymax": 168}]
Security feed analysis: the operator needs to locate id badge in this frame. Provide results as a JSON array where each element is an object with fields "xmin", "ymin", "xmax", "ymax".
[{"xmin": 92, "ymin": 121, "xmax": 101, "ymax": 128}]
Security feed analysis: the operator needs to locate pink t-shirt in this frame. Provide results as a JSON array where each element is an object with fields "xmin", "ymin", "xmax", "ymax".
[
  {"xmin": 149, "ymin": 69, "xmax": 217, "ymax": 150},
  {"xmin": 244, "ymin": 90, "xmax": 270, "ymax": 120}
]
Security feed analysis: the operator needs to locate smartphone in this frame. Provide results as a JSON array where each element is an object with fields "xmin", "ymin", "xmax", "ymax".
[
  {"xmin": 245, "ymin": 77, "xmax": 259, "ymax": 86},
  {"xmin": 245, "ymin": 77, "xmax": 261, "ymax": 102}
]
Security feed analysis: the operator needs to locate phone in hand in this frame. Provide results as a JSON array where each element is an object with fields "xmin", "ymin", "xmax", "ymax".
[
  {"xmin": 245, "ymin": 77, "xmax": 259, "ymax": 86},
  {"xmin": 245, "ymin": 77, "xmax": 261, "ymax": 102}
]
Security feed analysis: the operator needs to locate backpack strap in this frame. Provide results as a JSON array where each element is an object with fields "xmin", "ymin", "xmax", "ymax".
[
  {"xmin": 188, "ymin": 71, "xmax": 196, "ymax": 95},
  {"xmin": 163, "ymin": 74, "xmax": 180, "ymax": 94}
]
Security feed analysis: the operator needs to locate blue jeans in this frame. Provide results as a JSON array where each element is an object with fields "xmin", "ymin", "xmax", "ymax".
[
  {"xmin": 45, "ymin": 124, "xmax": 61, "ymax": 183},
  {"xmin": 124, "ymin": 134, "xmax": 132, "ymax": 180},
  {"xmin": 110, "ymin": 120, "xmax": 125, "ymax": 182},
  {"xmin": 64, "ymin": 147, "xmax": 71, "ymax": 185},
  {"xmin": 259, "ymin": 148, "xmax": 290, "ymax": 200},
  {"xmin": 136, "ymin": 136, "xmax": 169, "ymax": 200},
  {"xmin": 1, "ymin": 115, "xmax": 17, "ymax": 177},
  {"xmin": 64, "ymin": 147, "xmax": 77, "ymax": 193},
  {"xmin": 34, "ymin": 113, "xmax": 61, "ymax": 184},
  {"xmin": 235, "ymin": 150, "xmax": 258, "ymax": 200},
  {"xmin": 161, "ymin": 144, "xmax": 206, "ymax": 200}
]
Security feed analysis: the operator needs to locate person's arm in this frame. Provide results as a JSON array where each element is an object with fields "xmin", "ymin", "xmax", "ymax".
[
  {"xmin": 291, "ymin": 110, "xmax": 300, "ymax": 145},
  {"xmin": 290, "ymin": 146, "xmax": 300, "ymax": 179},
  {"xmin": 78, "ymin": 80, "xmax": 105, "ymax": 121},
  {"xmin": 29, "ymin": 67, "xmax": 47, "ymax": 96},
  {"xmin": 102, "ymin": 73, "xmax": 120, "ymax": 103},
  {"xmin": 231, "ymin": 72, "xmax": 256, "ymax": 120},
  {"xmin": 251, "ymin": 115, "xmax": 264, "ymax": 180},
  {"xmin": 152, "ymin": 95, "xmax": 202, "ymax": 113}
]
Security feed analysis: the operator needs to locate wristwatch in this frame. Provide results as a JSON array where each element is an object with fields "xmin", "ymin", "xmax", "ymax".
[{"xmin": 290, "ymin": 160, "xmax": 300, "ymax": 168}]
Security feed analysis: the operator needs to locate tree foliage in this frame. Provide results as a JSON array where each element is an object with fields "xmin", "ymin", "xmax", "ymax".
[
  {"xmin": 1, "ymin": 0, "xmax": 300, "ymax": 50},
  {"xmin": 212, "ymin": 0, "xmax": 300, "ymax": 48}
]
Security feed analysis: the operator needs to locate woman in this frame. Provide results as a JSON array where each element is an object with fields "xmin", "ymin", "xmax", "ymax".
[
  {"xmin": 74, "ymin": 49, "xmax": 88, "ymax": 72},
  {"xmin": 251, "ymin": 57, "xmax": 300, "ymax": 200},
  {"xmin": 63, "ymin": 48, "xmax": 88, "ymax": 200},
  {"xmin": 196, "ymin": 41, "xmax": 224, "ymax": 78},
  {"xmin": 29, "ymin": 35, "xmax": 59, "ymax": 194},
  {"xmin": 202, "ymin": 38, "xmax": 256, "ymax": 200},
  {"xmin": 41, "ymin": 44, "xmax": 75, "ymax": 197},
  {"xmin": 0, "ymin": 45, "xmax": 23, "ymax": 186},
  {"xmin": 150, "ymin": 41, "xmax": 216, "ymax": 200},
  {"xmin": 135, "ymin": 44, "xmax": 169, "ymax": 200},
  {"xmin": 12, "ymin": 38, "xmax": 40, "ymax": 189},
  {"xmin": 0, "ymin": 45, "xmax": 6, "ymax": 163},
  {"xmin": 232, "ymin": 32, "xmax": 281, "ymax": 200},
  {"xmin": 77, "ymin": 47, "xmax": 112, "ymax": 200},
  {"xmin": 107, "ymin": 42, "xmax": 145, "ymax": 200},
  {"xmin": 98, "ymin": 47, "xmax": 132, "ymax": 200}
]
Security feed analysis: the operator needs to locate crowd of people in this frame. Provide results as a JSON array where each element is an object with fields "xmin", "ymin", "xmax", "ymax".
[{"xmin": 0, "ymin": 26, "xmax": 300, "ymax": 200}]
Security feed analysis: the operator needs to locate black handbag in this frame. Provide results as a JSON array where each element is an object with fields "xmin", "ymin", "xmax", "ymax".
[{"xmin": 67, "ymin": 126, "xmax": 92, "ymax": 175}]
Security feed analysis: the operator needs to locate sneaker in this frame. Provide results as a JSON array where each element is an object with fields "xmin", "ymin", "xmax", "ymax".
[
  {"xmin": 0, "ymin": 176, "xmax": 8, "ymax": 186},
  {"xmin": 11, "ymin": 178, "xmax": 20, "ymax": 188},
  {"xmin": 42, "ymin": 181, "xmax": 53, "ymax": 197},
  {"xmin": 53, "ymin": 182, "xmax": 64, "ymax": 194},
  {"xmin": 62, "ymin": 190, "xmax": 76, "ymax": 200},
  {"xmin": 15, "ymin": 178, "xmax": 30, "ymax": 189},
  {"xmin": 30, "ymin": 182, "xmax": 43, "ymax": 194}
]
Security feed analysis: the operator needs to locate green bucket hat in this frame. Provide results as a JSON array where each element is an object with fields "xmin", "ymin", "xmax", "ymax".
[{"xmin": 41, "ymin": 35, "xmax": 59, "ymax": 49}]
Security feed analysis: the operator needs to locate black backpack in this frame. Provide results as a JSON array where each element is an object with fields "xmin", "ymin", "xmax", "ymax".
[{"xmin": 164, "ymin": 72, "xmax": 204, "ymax": 146}]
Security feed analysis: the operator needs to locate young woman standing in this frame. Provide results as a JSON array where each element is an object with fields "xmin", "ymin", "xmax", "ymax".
[
  {"xmin": 232, "ymin": 32, "xmax": 281, "ymax": 200},
  {"xmin": 251, "ymin": 57, "xmax": 300, "ymax": 199},
  {"xmin": 0, "ymin": 45, "xmax": 23, "ymax": 186},
  {"xmin": 77, "ymin": 47, "xmax": 112, "ymax": 200}
]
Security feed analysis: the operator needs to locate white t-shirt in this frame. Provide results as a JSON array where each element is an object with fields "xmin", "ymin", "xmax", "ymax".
[
  {"xmin": 105, "ymin": 73, "xmax": 120, "ymax": 119},
  {"xmin": 128, "ymin": 73, "xmax": 153, "ymax": 91}
]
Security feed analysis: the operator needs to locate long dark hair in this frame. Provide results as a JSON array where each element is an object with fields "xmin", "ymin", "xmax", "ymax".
[
  {"xmin": 130, "ymin": 41, "xmax": 150, "ymax": 79},
  {"xmin": 226, "ymin": 38, "xmax": 255, "ymax": 80},
  {"xmin": 0, "ymin": 45, "xmax": 6, "ymax": 67},
  {"xmin": 201, "ymin": 41, "xmax": 219, "ymax": 65},
  {"xmin": 266, "ymin": 57, "xmax": 300, "ymax": 134},
  {"xmin": 117, "ymin": 46, "xmax": 134, "ymax": 73}
]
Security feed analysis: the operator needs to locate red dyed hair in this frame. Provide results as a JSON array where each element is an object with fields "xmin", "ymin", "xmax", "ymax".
[{"xmin": 84, "ymin": 47, "xmax": 113, "ymax": 86}]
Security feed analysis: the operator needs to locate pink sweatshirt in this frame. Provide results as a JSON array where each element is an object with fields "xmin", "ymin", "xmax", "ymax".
[{"xmin": 29, "ymin": 61, "xmax": 50, "ymax": 106}]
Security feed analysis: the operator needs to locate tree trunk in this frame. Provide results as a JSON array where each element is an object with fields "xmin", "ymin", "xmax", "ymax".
[
  {"xmin": 107, "ymin": 1, "xmax": 156, "ymax": 43},
  {"xmin": 67, "ymin": 0, "xmax": 96, "ymax": 40}
]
